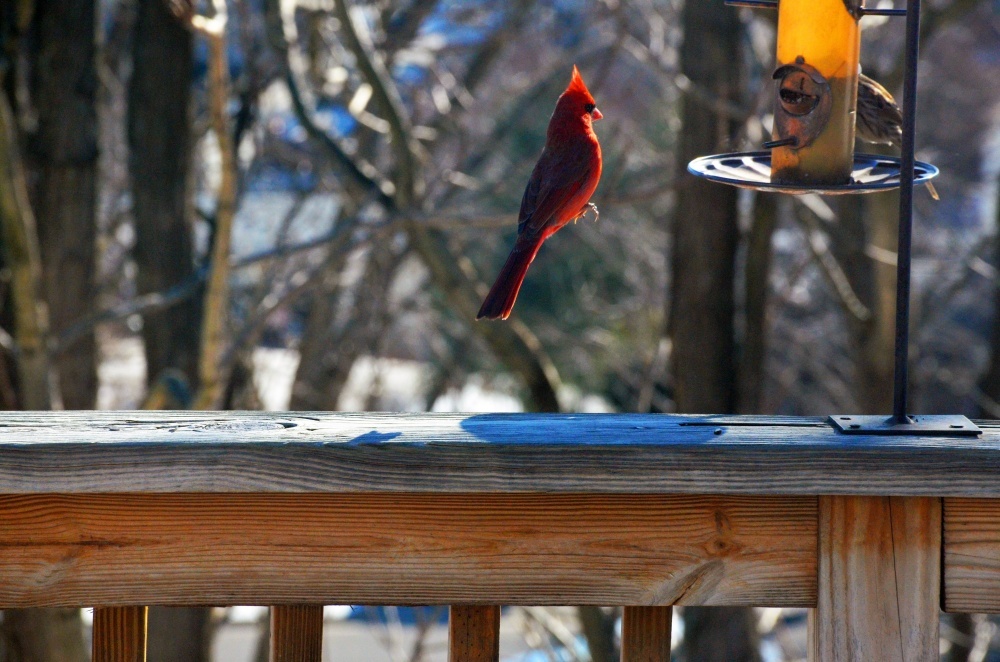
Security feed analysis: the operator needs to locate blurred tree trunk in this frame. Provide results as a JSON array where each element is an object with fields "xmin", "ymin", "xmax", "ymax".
[
  {"xmin": 0, "ymin": 82, "xmax": 51, "ymax": 411},
  {"xmin": 290, "ymin": 280, "xmax": 342, "ymax": 410},
  {"xmin": 129, "ymin": 0, "xmax": 201, "ymax": 389},
  {"xmin": 1, "ymin": 609, "xmax": 87, "ymax": 662},
  {"xmin": 146, "ymin": 607, "xmax": 213, "ymax": 662},
  {"xmin": 291, "ymin": 244, "xmax": 399, "ymax": 411},
  {"xmin": 1, "ymin": 78, "xmax": 87, "ymax": 662},
  {"xmin": 190, "ymin": 1, "xmax": 237, "ymax": 410},
  {"xmin": 738, "ymin": 193, "xmax": 778, "ymax": 414},
  {"xmin": 858, "ymin": 193, "xmax": 898, "ymax": 414},
  {"xmin": 830, "ymin": 194, "xmax": 897, "ymax": 414},
  {"xmin": 28, "ymin": 0, "xmax": 98, "ymax": 409},
  {"xmin": 681, "ymin": 607, "xmax": 761, "ymax": 662},
  {"xmin": 129, "ymin": 2, "xmax": 210, "ymax": 659},
  {"xmin": 1, "ymin": 31, "xmax": 88, "ymax": 661},
  {"xmin": 577, "ymin": 607, "xmax": 616, "ymax": 662},
  {"xmin": 670, "ymin": 0, "xmax": 740, "ymax": 414},
  {"xmin": 977, "ymin": 179, "xmax": 1000, "ymax": 415},
  {"xmin": 670, "ymin": 1, "xmax": 759, "ymax": 660}
]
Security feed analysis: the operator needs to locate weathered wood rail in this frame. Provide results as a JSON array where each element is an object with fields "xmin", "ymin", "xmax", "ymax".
[{"xmin": 2, "ymin": 412, "xmax": 1000, "ymax": 661}]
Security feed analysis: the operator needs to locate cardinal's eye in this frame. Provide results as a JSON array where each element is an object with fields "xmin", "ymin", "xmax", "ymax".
[{"xmin": 584, "ymin": 103, "xmax": 596, "ymax": 114}]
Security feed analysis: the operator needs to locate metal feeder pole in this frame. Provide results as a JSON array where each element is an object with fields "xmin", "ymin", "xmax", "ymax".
[
  {"xmin": 891, "ymin": 0, "xmax": 921, "ymax": 425},
  {"xmin": 828, "ymin": 0, "xmax": 977, "ymax": 435}
]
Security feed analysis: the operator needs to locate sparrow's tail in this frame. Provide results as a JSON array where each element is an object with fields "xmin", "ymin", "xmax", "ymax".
[{"xmin": 477, "ymin": 237, "xmax": 544, "ymax": 320}]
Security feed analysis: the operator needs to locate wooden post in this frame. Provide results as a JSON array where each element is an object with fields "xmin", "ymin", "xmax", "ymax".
[
  {"xmin": 92, "ymin": 606, "xmax": 148, "ymax": 662},
  {"xmin": 810, "ymin": 495, "xmax": 940, "ymax": 662},
  {"xmin": 270, "ymin": 605, "xmax": 324, "ymax": 662},
  {"xmin": 621, "ymin": 606, "xmax": 672, "ymax": 661},
  {"xmin": 449, "ymin": 606, "xmax": 500, "ymax": 662}
]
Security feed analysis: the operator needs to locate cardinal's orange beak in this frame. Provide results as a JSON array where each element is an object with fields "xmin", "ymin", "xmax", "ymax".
[{"xmin": 592, "ymin": 107, "xmax": 603, "ymax": 121}]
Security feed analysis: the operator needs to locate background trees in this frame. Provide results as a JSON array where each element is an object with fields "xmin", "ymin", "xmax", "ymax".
[{"xmin": 2, "ymin": 0, "xmax": 999, "ymax": 660}]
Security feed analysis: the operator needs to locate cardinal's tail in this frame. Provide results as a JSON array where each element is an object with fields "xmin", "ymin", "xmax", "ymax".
[{"xmin": 477, "ymin": 237, "xmax": 544, "ymax": 320}]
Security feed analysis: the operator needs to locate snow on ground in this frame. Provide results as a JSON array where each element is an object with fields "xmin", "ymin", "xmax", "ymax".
[{"xmin": 99, "ymin": 331, "xmax": 615, "ymax": 414}]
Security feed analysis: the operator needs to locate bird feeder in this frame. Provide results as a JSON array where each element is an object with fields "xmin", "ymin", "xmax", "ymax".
[
  {"xmin": 770, "ymin": 0, "xmax": 860, "ymax": 185},
  {"xmin": 687, "ymin": 0, "xmax": 938, "ymax": 195},
  {"xmin": 688, "ymin": 0, "xmax": 976, "ymax": 436}
]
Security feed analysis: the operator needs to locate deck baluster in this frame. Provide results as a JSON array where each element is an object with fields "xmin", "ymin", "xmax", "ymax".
[
  {"xmin": 449, "ymin": 605, "xmax": 501, "ymax": 662},
  {"xmin": 620, "ymin": 606, "xmax": 672, "ymax": 661},
  {"xmin": 270, "ymin": 605, "xmax": 324, "ymax": 662},
  {"xmin": 92, "ymin": 606, "xmax": 147, "ymax": 662}
]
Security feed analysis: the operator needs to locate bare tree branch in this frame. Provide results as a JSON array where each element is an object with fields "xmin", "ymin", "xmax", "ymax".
[
  {"xmin": 0, "ymin": 324, "xmax": 15, "ymax": 354},
  {"xmin": 332, "ymin": 0, "xmax": 422, "ymax": 206},
  {"xmin": 623, "ymin": 34, "xmax": 750, "ymax": 122},
  {"xmin": 434, "ymin": 0, "xmax": 534, "ymax": 122},
  {"xmin": 56, "ymin": 267, "xmax": 207, "ymax": 352},
  {"xmin": 520, "ymin": 607, "xmax": 589, "ymax": 661},
  {"xmin": 220, "ymin": 223, "xmax": 356, "ymax": 370},
  {"xmin": 264, "ymin": 0, "xmax": 393, "ymax": 203},
  {"xmin": 382, "ymin": 0, "xmax": 442, "ymax": 61},
  {"xmin": 177, "ymin": 0, "xmax": 238, "ymax": 408},
  {"xmin": 793, "ymin": 203, "xmax": 872, "ymax": 322},
  {"xmin": 49, "ymin": 209, "xmax": 518, "ymax": 353},
  {"xmin": 884, "ymin": 0, "xmax": 981, "ymax": 88}
]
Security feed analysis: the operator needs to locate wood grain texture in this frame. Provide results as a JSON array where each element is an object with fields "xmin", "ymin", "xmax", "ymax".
[
  {"xmin": 810, "ymin": 496, "xmax": 940, "ymax": 662},
  {"xmin": 0, "ymin": 493, "xmax": 816, "ymax": 608},
  {"xmin": 449, "ymin": 606, "xmax": 500, "ymax": 662},
  {"xmin": 620, "ymin": 606, "xmax": 672, "ymax": 661},
  {"xmin": 93, "ymin": 606, "xmax": 148, "ymax": 662},
  {"xmin": 944, "ymin": 497, "xmax": 1000, "ymax": 612},
  {"xmin": 270, "ymin": 605, "xmax": 323, "ymax": 662},
  {"xmin": 889, "ymin": 497, "xmax": 941, "ymax": 660},
  {"xmin": 0, "ymin": 412, "xmax": 997, "ymax": 496}
]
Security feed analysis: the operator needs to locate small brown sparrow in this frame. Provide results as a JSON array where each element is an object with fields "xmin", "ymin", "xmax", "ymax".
[
  {"xmin": 856, "ymin": 73, "xmax": 938, "ymax": 199},
  {"xmin": 856, "ymin": 74, "xmax": 903, "ymax": 147}
]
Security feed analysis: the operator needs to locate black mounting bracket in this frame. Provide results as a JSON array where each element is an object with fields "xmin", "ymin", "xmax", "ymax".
[{"xmin": 829, "ymin": 414, "xmax": 982, "ymax": 436}]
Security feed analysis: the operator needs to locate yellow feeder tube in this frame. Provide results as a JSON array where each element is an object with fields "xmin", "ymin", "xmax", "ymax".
[{"xmin": 771, "ymin": 0, "xmax": 861, "ymax": 186}]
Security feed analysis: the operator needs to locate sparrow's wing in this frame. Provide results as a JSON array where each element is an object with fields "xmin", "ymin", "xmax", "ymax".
[
  {"xmin": 517, "ymin": 142, "xmax": 595, "ymax": 238},
  {"xmin": 859, "ymin": 75, "xmax": 902, "ymax": 122},
  {"xmin": 857, "ymin": 73, "xmax": 903, "ymax": 146}
]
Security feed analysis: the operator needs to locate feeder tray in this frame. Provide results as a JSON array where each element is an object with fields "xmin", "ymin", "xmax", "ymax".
[{"xmin": 687, "ymin": 151, "xmax": 939, "ymax": 195}]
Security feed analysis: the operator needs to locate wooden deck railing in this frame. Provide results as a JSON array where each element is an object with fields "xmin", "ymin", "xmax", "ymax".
[{"xmin": 2, "ymin": 412, "xmax": 1000, "ymax": 661}]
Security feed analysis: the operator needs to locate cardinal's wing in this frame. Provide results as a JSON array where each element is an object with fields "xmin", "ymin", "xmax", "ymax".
[{"xmin": 516, "ymin": 142, "xmax": 595, "ymax": 238}]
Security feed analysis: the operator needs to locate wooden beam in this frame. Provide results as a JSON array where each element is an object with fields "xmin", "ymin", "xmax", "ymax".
[
  {"xmin": 809, "ymin": 496, "xmax": 940, "ymax": 662},
  {"xmin": 449, "ymin": 606, "xmax": 500, "ymax": 662},
  {"xmin": 92, "ymin": 606, "xmax": 147, "ymax": 662},
  {"xmin": 0, "ymin": 493, "xmax": 816, "ymax": 608},
  {"xmin": 944, "ymin": 497, "xmax": 1000, "ymax": 612},
  {"xmin": 0, "ymin": 412, "xmax": 998, "ymax": 496},
  {"xmin": 270, "ymin": 605, "xmax": 323, "ymax": 662},
  {"xmin": 620, "ymin": 606, "xmax": 672, "ymax": 661}
]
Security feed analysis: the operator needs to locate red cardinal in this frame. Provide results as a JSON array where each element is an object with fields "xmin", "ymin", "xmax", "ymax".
[{"xmin": 477, "ymin": 66, "xmax": 603, "ymax": 320}]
